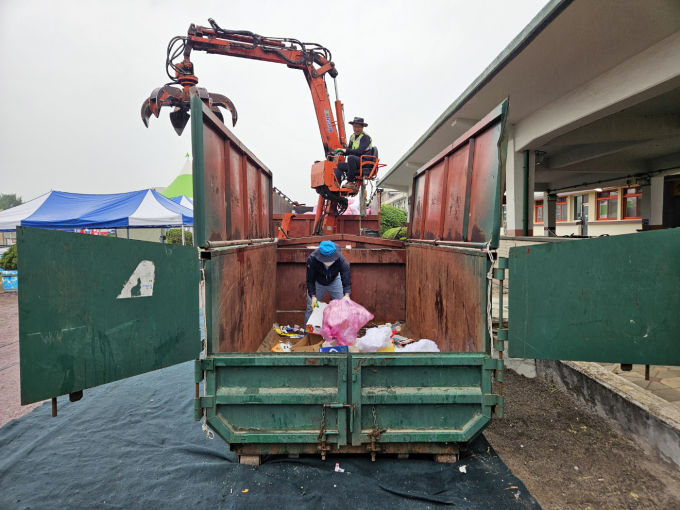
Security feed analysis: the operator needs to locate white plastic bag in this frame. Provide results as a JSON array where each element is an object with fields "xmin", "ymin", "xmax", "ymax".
[
  {"xmin": 356, "ymin": 327, "xmax": 392, "ymax": 352},
  {"xmin": 394, "ymin": 339, "xmax": 440, "ymax": 353}
]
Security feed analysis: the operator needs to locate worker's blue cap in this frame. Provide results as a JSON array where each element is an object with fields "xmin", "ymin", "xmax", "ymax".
[{"xmin": 317, "ymin": 241, "xmax": 341, "ymax": 262}]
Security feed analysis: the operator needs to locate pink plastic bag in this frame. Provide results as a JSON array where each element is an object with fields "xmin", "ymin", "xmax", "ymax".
[{"xmin": 320, "ymin": 299, "xmax": 374, "ymax": 346}]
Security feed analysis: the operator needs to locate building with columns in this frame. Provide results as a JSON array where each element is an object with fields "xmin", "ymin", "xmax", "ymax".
[{"xmin": 379, "ymin": 0, "xmax": 680, "ymax": 238}]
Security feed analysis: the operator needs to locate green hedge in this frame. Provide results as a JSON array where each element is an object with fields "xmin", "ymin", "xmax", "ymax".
[
  {"xmin": 165, "ymin": 228, "xmax": 193, "ymax": 245},
  {"xmin": 0, "ymin": 244, "xmax": 17, "ymax": 270},
  {"xmin": 380, "ymin": 205, "xmax": 407, "ymax": 235},
  {"xmin": 381, "ymin": 226, "xmax": 407, "ymax": 240}
]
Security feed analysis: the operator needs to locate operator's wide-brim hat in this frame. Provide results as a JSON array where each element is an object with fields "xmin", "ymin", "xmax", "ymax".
[
  {"xmin": 348, "ymin": 116, "xmax": 368, "ymax": 127},
  {"xmin": 316, "ymin": 241, "xmax": 342, "ymax": 263}
]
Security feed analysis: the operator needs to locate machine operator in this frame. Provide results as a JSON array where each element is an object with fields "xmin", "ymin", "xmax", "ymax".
[
  {"xmin": 305, "ymin": 240, "xmax": 352, "ymax": 323},
  {"xmin": 334, "ymin": 117, "xmax": 373, "ymax": 192}
]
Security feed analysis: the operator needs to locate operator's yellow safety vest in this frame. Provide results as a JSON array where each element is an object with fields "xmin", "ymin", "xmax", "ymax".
[{"xmin": 349, "ymin": 132, "xmax": 372, "ymax": 151}]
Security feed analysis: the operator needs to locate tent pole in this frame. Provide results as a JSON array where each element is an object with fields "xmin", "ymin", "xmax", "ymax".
[
  {"xmin": 181, "ymin": 225, "xmax": 185, "ymax": 246},
  {"xmin": 126, "ymin": 227, "xmax": 129, "ymax": 239}
]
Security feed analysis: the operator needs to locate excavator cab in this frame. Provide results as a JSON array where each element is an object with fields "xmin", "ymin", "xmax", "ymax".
[{"xmin": 310, "ymin": 149, "xmax": 384, "ymax": 235}]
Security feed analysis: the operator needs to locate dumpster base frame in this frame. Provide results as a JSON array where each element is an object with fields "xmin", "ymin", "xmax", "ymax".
[{"xmin": 231, "ymin": 441, "xmax": 460, "ymax": 463}]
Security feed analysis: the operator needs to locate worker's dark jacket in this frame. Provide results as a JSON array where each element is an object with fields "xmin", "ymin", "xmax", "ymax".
[
  {"xmin": 345, "ymin": 132, "xmax": 372, "ymax": 157},
  {"xmin": 306, "ymin": 249, "xmax": 352, "ymax": 297}
]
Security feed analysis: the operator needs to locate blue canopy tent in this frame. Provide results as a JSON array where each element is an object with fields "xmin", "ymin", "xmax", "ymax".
[
  {"xmin": 0, "ymin": 190, "xmax": 193, "ymax": 232},
  {"xmin": 168, "ymin": 195, "xmax": 193, "ymax": 209}
]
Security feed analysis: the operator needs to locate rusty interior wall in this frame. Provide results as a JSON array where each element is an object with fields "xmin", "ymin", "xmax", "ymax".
[
  {"xmin": 273, "ymin": 215, "xmax": 380, "ymax": 238},
  {"xmin": 405, "ymin": 243, "xmax": 487, "ymax": 352},
  {"xmin": 201, "ymin": 118, "xmax": 273, "ymax": 243},
  {"xmin": 275, "ymin": 238, "xmax": 406, "ymax": 327},
  {"xmin": 209, "ymin": 243, "xmax": 277, "ymax": 353}
]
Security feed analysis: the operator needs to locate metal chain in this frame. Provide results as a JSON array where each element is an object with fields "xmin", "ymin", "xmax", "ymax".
[
  {"xmin": 318, "ymin": 406, "xmax": 327, "ymax": 441},
  {"xmin": 370, "ymin": 405, "xmax": 382, "ymax": 440},
  {"xmin": 484, "ymin": 240, "xmax": 496, "ymax": 353}
]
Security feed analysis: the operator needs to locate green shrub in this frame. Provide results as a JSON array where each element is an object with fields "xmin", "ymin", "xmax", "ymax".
[
  {"xmin": 380, "ymin": 205, "xmax": 407, "ymax": 235},
  {"xmin": 0, "ymin": 244, "xmax": 17, "ymax": 270},
  {"xmin": 381, "ymin": 227, "xmax": 407, "ymax": 240},
  {"xmin": 166, "ymin": 228, "xmax": 193, "ymax": 245}
]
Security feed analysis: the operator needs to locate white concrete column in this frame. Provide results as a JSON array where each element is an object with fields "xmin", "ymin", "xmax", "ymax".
[
  {"xmin": 543, "ymin": 192, "xmax": 557, "ymax": 237},
  {"xmin": 528, "ymin": 151, "xmax": 536, "ymax": 236},
  {"xmin": 505, "ymin": 129, "xmax": 527, "ymax": 237},
  {"xmin": 640, "ymin": 175, "xmax": 665, "ymax": 228}
]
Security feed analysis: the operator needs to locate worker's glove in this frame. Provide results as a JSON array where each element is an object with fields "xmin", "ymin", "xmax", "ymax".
[
  {"xmin": 311, "ymin": 296, "xmax": 318, "ymax": 308},
  {"xmin": 333, "ymin": 148, "xmax": 346, "ymax": 155},
  {"xmin": 343, "ymin": 294, "xmax": 350, "ymax": 301}
]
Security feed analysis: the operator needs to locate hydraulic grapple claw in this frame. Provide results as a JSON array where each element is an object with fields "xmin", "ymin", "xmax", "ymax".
[{"xmin": 141, "ymin": 82, "xmax": 238, "ymax": 135}]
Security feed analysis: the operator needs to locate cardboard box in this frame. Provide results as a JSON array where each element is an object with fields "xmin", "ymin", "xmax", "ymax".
[
  {"xmin": 305, "ymin": 302, "xmax": 327, "ymax": 335},
  {"xmin": 291, "ymin": 334, "xmax": 324, "ymax": 352}
]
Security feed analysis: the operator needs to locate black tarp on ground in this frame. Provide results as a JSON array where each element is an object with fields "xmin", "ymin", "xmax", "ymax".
[{"xmin": 0, "ymin": 362, "xmax": 540, "ymax": 509}]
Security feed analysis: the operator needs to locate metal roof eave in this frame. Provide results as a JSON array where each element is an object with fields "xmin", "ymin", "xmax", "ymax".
[{"xmin": 378, "ymin": 0, "xmax": 573, "ymax": 187}]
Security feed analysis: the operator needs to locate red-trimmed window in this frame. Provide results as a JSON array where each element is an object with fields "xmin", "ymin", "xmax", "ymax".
[
  {"xmin": 556, "ymin": 196, "xmax": 568, "ymax": 222},
  {"xmin": 623, "ymin": 187, "xmax": 642, "ymax": 219},
  {"xmin": 597, "ymin": 190, "xmax": 618, "ymax": 220},
  {"xmin": 535, "ymin": 200, "xmax": 543, "ymax": 223}
]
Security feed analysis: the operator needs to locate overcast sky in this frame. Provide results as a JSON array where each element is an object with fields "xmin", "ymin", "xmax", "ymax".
[{"xmin": 0, "ymin": 0, "xmax": 547, "ymax": 205}]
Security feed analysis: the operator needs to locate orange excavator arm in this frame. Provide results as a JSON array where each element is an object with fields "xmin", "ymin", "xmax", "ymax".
[{"xmin": 143, "ymin": 19, "xmax": 347, "ymax": 153}]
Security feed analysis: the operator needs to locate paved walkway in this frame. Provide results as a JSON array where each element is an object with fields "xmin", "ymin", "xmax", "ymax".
[
  {"xmin": 598, "ymin": 363, "xmax": 680, "ymax": 408},
  {"xmin": 0, "ymin": 292, "xmax": 43, "ymax": 427}
]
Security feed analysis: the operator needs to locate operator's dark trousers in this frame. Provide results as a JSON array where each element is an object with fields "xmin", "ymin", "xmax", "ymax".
[{"xmin": 334, "ymin": 155, "xmax": 361, "ymax": 184}]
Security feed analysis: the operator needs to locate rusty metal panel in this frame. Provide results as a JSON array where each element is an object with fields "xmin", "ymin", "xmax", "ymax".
[
  {"xmin": 205, "ymin": 242, "xmax": 277, "ymax": 353},
  {"xmin": 191, "ymin": 94, "xmax": 273, "ymax": 247},
  {"xmin": 408, "ymin": 100, "xmax": 508, "ymax": 249},
  {"xmin": 227, "ymin": 143, "xmax": 245, "ymax": 239},
  {"xmin": 422, "ymin": 160, "xmax": 447, "ymax": 240},
  {"xmin": 273, "ymin": 215, "xmax": 380, "ymax": 238},
  {"xmin": 405, "ymin": 243, "xmax": 488, "ymax": 352},
  {"xmin": 408, "ymin": 176, "xmax": 426, "ymax": 239},
  {"xmin": 442, "ymin": 146, "xmax": 470, "ymax": 241}
]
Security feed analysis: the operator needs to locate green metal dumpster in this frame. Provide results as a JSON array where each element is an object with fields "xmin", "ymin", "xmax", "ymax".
[{"xmin": 17, "ymin": 96, "xmax": 680, "ymax": 465}]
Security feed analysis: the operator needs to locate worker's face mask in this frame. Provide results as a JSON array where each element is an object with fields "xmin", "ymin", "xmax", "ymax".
[{"xmin": 322, "ymin": 261, "xmax": 334, "ymax": 267}]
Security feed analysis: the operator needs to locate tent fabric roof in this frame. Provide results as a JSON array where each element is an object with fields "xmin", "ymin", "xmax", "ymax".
[
  {"xmin": 0, "ymin": 190, "xmax": 192, "ymax": 232},
  {"xmin": 169, "ymin": 195, "xmax": 193, "ymax": 209},
  {"xmin": 161, "ymin": 157, "xmax": 193, "ymax": 199}
]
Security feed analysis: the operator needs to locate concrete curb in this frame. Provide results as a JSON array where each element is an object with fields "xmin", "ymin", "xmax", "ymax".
[{"xmin": 535, "ymin": 359, "xmax": 680, "ymax": 471}]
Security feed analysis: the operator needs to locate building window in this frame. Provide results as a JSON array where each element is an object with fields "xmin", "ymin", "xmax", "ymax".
[
  {"xmin": 597, "ymin": 190, "xmax": 618, "ymax": 220},
  {"xmin": 556, "ymin": 196, "xmax": 568, "ymax": 221},
  {"xmin": 535, "ymin": 200, "xmax": 543, "ymax": 223},
  {"xmin": 623, "ymin": 187, "xmax": 642, "ymax": 219},
  {"xmin": 573, "ymin": 194, "xmax": 589, "ymax": 221}
]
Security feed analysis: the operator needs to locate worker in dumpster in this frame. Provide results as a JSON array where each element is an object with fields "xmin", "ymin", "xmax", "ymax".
[
  {"xmin": 305, "ymin": 240, "xmax": 352, "ymax": 323},
  {"xmin": 333, "ymin": 117, "xmax": 373, "ymax": 192}
]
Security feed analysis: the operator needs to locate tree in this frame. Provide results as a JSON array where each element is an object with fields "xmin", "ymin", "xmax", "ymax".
[
  {"xmin": 0, "ymin": 194, "xmax": 22, "ymax": 211},
  {"xmin": 165, "ymin": 228, "xmax": 193, "ymax": 245},
  {"xmin": 0, "ymin": 244, "xmax": 17, "ymax": 270},
  {"xmin": 380, "ymin": 204, "xmax": 407, "ymax": 235}
]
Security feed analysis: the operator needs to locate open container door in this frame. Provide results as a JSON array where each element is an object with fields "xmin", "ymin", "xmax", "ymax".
[
  {"xmin": 345, "ymin": 99, "xmax": 510, "ymax": 453},
  {"xmin": 18, "ymin": 227, "xmax": 200, "ymax": 407},
  {"xmin": 508, "ymin": 228, "xmax": 680, "ymax": 366},
  {"xmin": 189, "ymin": 94, "xmax": 350, "ymax": 452}
]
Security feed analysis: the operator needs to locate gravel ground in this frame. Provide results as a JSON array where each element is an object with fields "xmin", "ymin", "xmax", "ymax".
[
  {"xmin": 0, "ymin": 292, "xmax": 43, "ymax": 427},
  {"xmin": 485, "ymin": 370, "xmax": 680, "ymax": 510}
]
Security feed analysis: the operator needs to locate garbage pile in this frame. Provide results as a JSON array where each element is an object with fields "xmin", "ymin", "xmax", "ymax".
[{"xmin": 271, "ymin": 299, "xmax": 439, "ymax": 353}]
